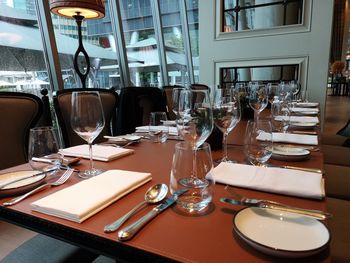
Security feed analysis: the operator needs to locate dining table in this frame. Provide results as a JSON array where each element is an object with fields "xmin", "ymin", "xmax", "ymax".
[{"xmin": 0, "ymin": 119, "xmax": 330, "ymax": 263}]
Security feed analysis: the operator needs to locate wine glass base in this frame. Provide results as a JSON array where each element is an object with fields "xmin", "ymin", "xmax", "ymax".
[{"xmin": 78, "ymin": 168, "xmax": 105, "ymax": 179}]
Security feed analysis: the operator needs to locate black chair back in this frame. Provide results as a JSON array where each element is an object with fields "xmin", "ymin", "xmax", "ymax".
[
  {"xmin": 116, "ymin": 87, "xmax": 167, "ymax": 135},
  {"xmin": 53, "ymin": 88, "xmax": 119, "ymax": 147},
  {"xmin": 0, "ymin": 92, "xmax": 43, "ymax": 169}
]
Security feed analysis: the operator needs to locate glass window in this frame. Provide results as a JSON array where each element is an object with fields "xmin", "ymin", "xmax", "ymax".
[
  {"xmin": 120, "ymin": 0, "xmax": 161, "ymax": 87},
  {"xmin": 222, "ymin": 0, "xmax": 303, "ymax": 32},
  {"xmin": 160, "ymin": 0, "xmax": 188, "ymax": 86},
  {"xmin": 0, "ymin": 1, "xmax": 50, "ymax": 96},
  {"xmin": 220, "ymin": 64, "xmax": 299, "ymax": 88},
  {"xmin": 51, "ymin": 0, "xmax": 120, "ymax": 90}
]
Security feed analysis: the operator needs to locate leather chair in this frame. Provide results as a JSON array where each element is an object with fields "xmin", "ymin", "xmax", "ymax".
[
  {"xmin": 0, "ymin": 92, "xmax": 43, "ymax": 170},
  {"xmin": 116, "ymin": 87, "xmax": 167, "ymax": 135},
  {"xmin": 53, "ymin": 88, "xmax": 119, "ymax": 147}
]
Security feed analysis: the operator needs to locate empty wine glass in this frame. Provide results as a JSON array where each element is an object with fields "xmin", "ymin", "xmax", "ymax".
[
  {"xmin": 212, "ymin": 87, "xmax": 241, "ymax": 163},
  {"xmin": 248, "ymin": 82, "xmax": 268, "ymax": 119},
  {"xmin": 176, "ymin": 89, "xmax": 213, "ymax": 187},
  {"xmin": 289, "ymin": 80, "xmax": 301, "ymax": 101},
  {"xmin": 267, "ymin": 83, "xmax": 280, "ymax": 104},
  {"xmin": 28, "ymin": 126, "xmax": 62, "ymax": 174},
  {"xmin": 244, "ymin": 119, "xmax": 273, "ymax": 166},
  {"xmin": 71, "ymin": 91, "xmax": 105, "ymax": 177},
  {"xmin": 171, "ymin": 87, "xmax": 184, "ymax": 118}
]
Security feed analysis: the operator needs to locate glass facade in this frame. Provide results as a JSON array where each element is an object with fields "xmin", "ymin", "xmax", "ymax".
[{"xmin": 0, "ymin": 0, "xmax": 199, "ymax": 93}]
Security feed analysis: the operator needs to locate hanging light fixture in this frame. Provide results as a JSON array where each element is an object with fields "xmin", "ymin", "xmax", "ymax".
[{"xmin": 50, "ymin": 0, "xmax": 105, "ymax": 89}]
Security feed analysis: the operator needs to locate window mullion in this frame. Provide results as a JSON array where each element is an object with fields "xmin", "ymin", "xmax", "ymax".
[
  {"xmin": 35, "ymin": 0, "xmax": 64, "ymax": 91},
  {"xmin": 179, "ymin": 0, "xmax": 195, "ymax": 84},
  {"xmin": 150, "ymin": 0, "xmax": 169, "ymax": 86},
  {"xmin": 109, "ymin": 0, "xmax": 131, "ymax": 87}
]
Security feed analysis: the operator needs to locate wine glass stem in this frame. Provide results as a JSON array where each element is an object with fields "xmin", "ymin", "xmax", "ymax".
[
  {"xmin": 192, "ymin": 148, "xmax": 197, "ymax": 179},
  {"xmin": 222, "ymin": 131, "xmax": 228, "ymax": 161},
  {"xmin": 88, "ymin": 143, "xmax": 94, "ymax": 171}
]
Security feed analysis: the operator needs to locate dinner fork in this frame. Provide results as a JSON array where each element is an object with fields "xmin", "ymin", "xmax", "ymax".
[
  {"xmin": 223, "ymin": 186, "xmax": 332, "ymax": 220},
  {"xmin": 3, "ymin": 169, "xmax": 74, "ymax": 206}
]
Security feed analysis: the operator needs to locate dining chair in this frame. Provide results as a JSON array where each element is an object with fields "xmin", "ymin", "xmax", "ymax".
[
  {"xmin": 116, "ymin": 87, "xmax": 167, "ymax": 135},
  {"xmin": 0, "ymin": 92, "xmax": 43, "ymax": 170},
  {"xmin": 162, "ymin": 85, "xmax": 184, "ymax": 120},
  {"xmin": 191, "ymin": 83, "xmax": 209, "ymax": 90},
  {"xmin": 53, "ymin": 88, "xmax": 119, "ymax": 147}
]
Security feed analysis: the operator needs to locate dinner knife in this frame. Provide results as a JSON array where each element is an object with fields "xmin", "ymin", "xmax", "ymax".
[
  {"xmin": 117, "ymin": 188, "xmax": 188, "ymax": 241},
  {"xmin": 267, "ymin": 164, "xmax": 323, "ymax": 174},
  {"xmin": 220, "ymin": 198, "xmax": 332, "ymax": 220},
  {"xmin": 0, "ymin": 168, "xmax": 57, "ymax": 190}
]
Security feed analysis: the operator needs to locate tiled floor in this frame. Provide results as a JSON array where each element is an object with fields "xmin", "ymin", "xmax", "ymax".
[{"xmin": 0, "ymin": 95, "xmax": 349, "ymax": 261}]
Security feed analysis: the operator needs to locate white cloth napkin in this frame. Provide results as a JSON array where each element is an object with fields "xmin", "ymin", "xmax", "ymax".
[
  {"xmin": 31, "ymin": 170, "xmax": 152, "ymax": 223},
  {"xmin": 275, "ymin": 116, "xmax": 319, "ymax": 124},
  {"xmin": 213, "ymin": 163, "xmax": 324, "ymax": 199},
  {"xmin": 290, "ymin": 107, "xmax": 319, "ymax": 113},
  {"xmin": 59, "ymin": 144, "xmax": 134, "ymax": 162},
  {"xmin": 295, "ymin": 102, "xmax": 319, "ymax": 108},
  {"xmin": 257, "ymin": 132, "xmax": 318, "ymax": 145},
  {"xmin": 135, "ymin": 126, "xmax": 179, "ymax": 135}
]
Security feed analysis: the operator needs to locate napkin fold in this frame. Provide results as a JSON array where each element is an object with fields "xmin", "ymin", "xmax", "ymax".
[
  {"xmin": 257, "ymin": 132, "xmax": 318, "ymax": 145},
  {"xmin": 31, "ymin": 170, "xmax": 152, "ymax": 223},
  {"xmin": 59, "ymin": 144, "xmax": 134, "ymax": 162},
  {"xmin": 213, "ymin": 163, "xmax": 324, "ymax": 199},
  {"xmin": 275, "ymin": 116, "xmax": 319, "ymax": 124},
  {"xmin": 290, "ymin": 107, "xmax": 319, "ymax": 113},
  {"xmin": 135, "ymin": 126, "xmax": 178, "ymax": 135}
]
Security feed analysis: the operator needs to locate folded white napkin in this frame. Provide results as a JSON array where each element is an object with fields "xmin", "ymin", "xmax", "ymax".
[
  {"xmin": 275, "ymin": 116, "xmax": 319, "ymax": 124},
  {"xmin": 213, "ymin": 163, "xmax": 324, "ymax": 199},
  {"xmin": 295, "ymin": 102, "xmax": 319, "ymax": 108},
  {"xmin": 257, "ymin": 132, "xmax": 318, "ymax": 145},
  {"xmin": 59, "ymin": 144, "xmax": 134, "ymax": 162},
  {"xmin": 290, "ymin": 107, "xmax": 319, "ymax": 113},
  {"xmin": 31, "ymin": 170, "xmax": 152, "ymax": 223},
  {"xmin": 135, "ymin": 126, "xmax": 178, "ymax": 136},
  {"xmin": 104, "ymin": 135, "xmax": 141, "ymax": 143}
]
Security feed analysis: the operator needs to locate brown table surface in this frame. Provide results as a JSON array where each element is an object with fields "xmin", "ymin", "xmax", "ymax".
[{"xmin": 0, "ymin": 123, "xmax": 329, "ymax": 262}]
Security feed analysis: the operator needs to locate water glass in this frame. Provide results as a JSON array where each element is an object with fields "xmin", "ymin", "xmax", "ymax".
[
  {"xmin": 28, "ymin": 126, "xmax": 62, "ymax": 173},
  {"xmin": 244, "ymin": 120, "xmax": 273, "ymax": 166},
  {"xmin": 271, "ymin": 98, "xmax": 290, "ymax": 133},
  {"xmin": 149, "ymin": 112, "xmax": 169, "ymax": 143},
  {"xmin": 170, "ymin": 142, "xmax": 214, "ymax": 214}
]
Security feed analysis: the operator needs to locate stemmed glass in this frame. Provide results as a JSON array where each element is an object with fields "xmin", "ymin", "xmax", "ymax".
[
  {"xmin": 267, "ymin": 83, "xmax": 280, "ymax": 105},
  {"xmin": 171, "ymin": 87, "xmax": 184, "ymax": 119},
  {"xmin": 289, "ymin": 80, "xmax": 301, "ymax": 101},
  {"xmin": 244, "ymin": 119, "xmax": 273, "ymax": 166},
  {"xmin": 248, "ymin": 82, "xmax": 268, "ymax": 120},
  {"xmin": 71, "ymin": 91, "xmax": 105, "ymax": 177},
  {"xmin": 212, "ymin": 87, "xmax": 241, "ymax": 163},
  {"xmin": 176, "ymin": 89, "xmax": 213, "ymax": 187}
]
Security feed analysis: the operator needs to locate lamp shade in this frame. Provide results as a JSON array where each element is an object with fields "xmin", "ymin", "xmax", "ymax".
[{"xmin": 50, "ymin": 0, "xmax": 105, "ymax": 19}]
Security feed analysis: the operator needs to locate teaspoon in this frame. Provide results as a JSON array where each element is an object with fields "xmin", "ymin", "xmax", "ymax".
[{"xmin": 104, "ymin": 183, "xmax": 168, "ymax": 233}]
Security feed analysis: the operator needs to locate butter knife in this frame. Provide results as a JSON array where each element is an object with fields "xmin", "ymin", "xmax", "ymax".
[
  {"xmin": 267, "ymin": 164, "xmax": 323, "ymax": 174},
  {"xmin": 0, "ymin": 168, "xmax": 57, "ymax": 190},
  {"xmin": 220, "ymin": 198, "xmax": 332, "ymax": 220},
  {"xmin": 118, "ymin": 188, "xmax": 188, "ymax": 241}
]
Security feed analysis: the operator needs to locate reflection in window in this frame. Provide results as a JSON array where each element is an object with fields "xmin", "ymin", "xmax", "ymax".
[
  {"xmin": 0, "ymin": 2, "xmax": 49, "ymax": 96},
  {"xmin": 120, "ymin": 0, "xmax": 161, "ymax": 87},
  {"xmin": 220, "ymin": 64, "xmax": 299, "ymax": 88},
  {"xmin": 222, "ymin": 0, "xmax": 303, "ymax": 32}
]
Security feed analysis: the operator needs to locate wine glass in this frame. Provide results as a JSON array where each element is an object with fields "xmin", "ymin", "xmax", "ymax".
[
  {"xmin": 28, "ymin": 126, "xmax": 63, "ymax": 175},
  {"xmin": 248, "ymin": 82, "xmax": 268, "ymax": 119},
  {"xmin": 271, "ymin": 97, "xmax": 290, "ymax": 133},
  {"xmin": 289, "ymin": 80, "xmax": 301, "ymax": 101},
  {"xmin": 176, "ymin": 89, "xmax": 213, "ymax": 187},
  {"xmin": 267, "ymin": 83, "xmax": 280, "ymax": 104},
  {"xmin": 244, "ymin": 119, "xmax": 273, "ymax": 166},
  {"xmin": 212, "ymin": 87, "xmax": 241, "ymax": 163},
  {"xmin": 71, "ymin": 91, "xmax": 105, "ymax": 177},
  {"xmin": 171, "ymin": 87, "xmax": 184, "ymax": 118}
]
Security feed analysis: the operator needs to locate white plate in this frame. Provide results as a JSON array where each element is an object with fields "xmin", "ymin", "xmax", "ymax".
[
  {"xmin": 0, "ymin": 170, "xmax": 46, "ymax": 197},
  {"xmin": 294, "ymin": 111, "xmax": 319, "ymax": 116},
  {"xmin": 233, "ymin": 207, "xmax": 330, "ymax": 258},
  {"xmin": 104, "ymin": 135, "xmax": 141, "ymax": 143},
  {"xmin": 268, "ymin": 146, "xmax": 310, "ymax": 161}
]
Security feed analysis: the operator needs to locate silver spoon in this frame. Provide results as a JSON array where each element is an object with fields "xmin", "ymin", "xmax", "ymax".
[{"xmin": 104, "ymin": 183, "xmax": 168, "ymax": 233}]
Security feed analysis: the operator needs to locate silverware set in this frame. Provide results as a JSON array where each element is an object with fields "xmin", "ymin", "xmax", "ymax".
[{"xmin": 3, "ymin": 168, "xmax": 74, "ymax": 206}]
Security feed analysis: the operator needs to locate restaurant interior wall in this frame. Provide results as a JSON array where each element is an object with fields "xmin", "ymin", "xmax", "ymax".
[{"xmin": 199, "ymin": 0, "xmax": 334, "ymax": 123}]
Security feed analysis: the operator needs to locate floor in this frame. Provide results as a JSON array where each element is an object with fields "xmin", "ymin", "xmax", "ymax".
[{"xmin": 0, "ymin": 95, "xmax": 349, "ymax": 261}]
